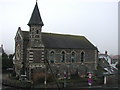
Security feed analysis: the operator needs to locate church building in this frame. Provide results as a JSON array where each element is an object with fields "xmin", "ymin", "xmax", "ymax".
[{"xmin": 14, "ymin": 2, "xmax": 98, "ymax": 80}]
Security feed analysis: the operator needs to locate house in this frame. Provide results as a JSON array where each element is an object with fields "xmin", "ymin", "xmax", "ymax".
[
  {"xmin": 110, "ymin": 55, "xmax": 119, "ymax": 64},
  {"xmin": 98, "ymin": 51, "xmax": 112, "ymax": 64},
  {"xmin": 0, "ymin": 45, "xmax": 4, "ymax": 56},
  {"xmin": 14, "ymin": 2, "xmax": 98, "ymax": 80},
  {"xmin": 98, "ymin": 51, "xmax": 118, "ymax": 74}
]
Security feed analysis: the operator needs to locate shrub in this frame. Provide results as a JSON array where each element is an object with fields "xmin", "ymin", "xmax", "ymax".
[{"xmin": 32, "ymin": 73, "xmax": 54, "ymax": 84}]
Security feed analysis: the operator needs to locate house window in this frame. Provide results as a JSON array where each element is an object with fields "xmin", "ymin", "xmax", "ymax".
[
  {"xmin": 81, "ymin": 51, "xmax": 85, "ymax": 62},
  {"xmin": 50, "ymin": 51, "xmax": 55, "ymax": 63},
  {"xmin": 61, "ymin": 51, "xmax": 65, "ymax": 63},
  {"xmin": 71, "ymin": 52, "xmax": 76, "ymax": 63}
]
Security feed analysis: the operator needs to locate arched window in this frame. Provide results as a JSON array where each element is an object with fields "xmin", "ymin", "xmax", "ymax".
[
  {"xmin": 71, "ymin": 52, "xmax": 76, "ymax": 63},
  {"xmin": 61, "ymin": 51, "xmax": 65, "ymax": 63},
  {"xmin": 81, "ymin": 51, "xmax": 85, "ymax": 62},
  {"xmin": 36, "ymin": 30, "xmax": 39, "ymax": 34},
  {"xmin": 50, "ymin": 51, "xmax": 55, "ymax": 63},
  {"xmin": 16, "ymin": 44, "xmax": 20, "ymax": 60}
]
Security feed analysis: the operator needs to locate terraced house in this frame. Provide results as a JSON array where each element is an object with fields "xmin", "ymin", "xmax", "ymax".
[{"xmin": 14, "ymin": 2, "xmax": 98, "ymax": 80}]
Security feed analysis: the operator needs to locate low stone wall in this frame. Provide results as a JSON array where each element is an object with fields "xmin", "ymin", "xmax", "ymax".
[
  {"xmin": 2, "ymin": 79, "xmax": 31, "ymax": 88},
  {"xmin": 106, "ymin": 74, "xmax": 118, "ymax": 85}
]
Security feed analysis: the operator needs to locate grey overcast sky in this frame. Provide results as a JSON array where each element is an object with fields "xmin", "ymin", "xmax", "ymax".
[{"xmin": 0, "ymin": 0, "xmax": 119, "ymax": 55}]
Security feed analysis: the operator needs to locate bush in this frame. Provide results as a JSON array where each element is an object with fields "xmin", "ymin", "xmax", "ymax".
[
  {"xmin": 33, "ymin": 73, "xmax": 54, "ymax": 84},
  {"xmin": 70, "ymin": 73, "xmax": 79, "ymax": 80}
]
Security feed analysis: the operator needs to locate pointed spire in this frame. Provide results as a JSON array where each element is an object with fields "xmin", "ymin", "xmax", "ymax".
[{"xmin": 28, "ymin": 2, "xmax": 44, "ymax": 26}]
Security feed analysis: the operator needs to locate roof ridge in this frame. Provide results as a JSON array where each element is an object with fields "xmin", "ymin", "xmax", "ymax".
[
  {"xmin": 21, "ymin": 31, "xmax": 84, "ymax": 37},
  {"xmin": 42, "ymin": 32, "xmax": 84, "ymax": 37},
  {"xmin": 22, "ymin": 31, "xmax": 29, "ymax": 32}
]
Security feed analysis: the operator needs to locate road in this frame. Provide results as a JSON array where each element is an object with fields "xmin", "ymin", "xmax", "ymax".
[{"xmin": 1, "ymin": 84, "xmax": 119, "ymax": 90}]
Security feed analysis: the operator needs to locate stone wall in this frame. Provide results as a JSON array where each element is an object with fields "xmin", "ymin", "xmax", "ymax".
[
  {"xmin": 45, "ymin": 48, "xmax": 97, "ymax": 78},
  {"xmin": 46, "ymin": 48, "xmax": 96, "ymax": 64},
  {"xmin": 26, "ymin": 48, "xmax": 98, "ymax": 80}
]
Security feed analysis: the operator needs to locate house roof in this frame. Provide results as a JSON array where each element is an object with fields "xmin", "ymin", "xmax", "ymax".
[
  {"xmin": 110, "ymin": 55, "xmax": 120, "ymax": 60},
  {"xmin": 0, "ymin": 47, "xmax": 2, "ymax": 53},
  {"xmin": 22, "ymin": 31, "xmax": 97, "ymax": 50},
  {"xmin": 28, "ymin": 2, "xmax": 44, "ymax": 26},
  {"xmin": 0, "ymin": 45, "xmax": 4, "ymax": 54}
]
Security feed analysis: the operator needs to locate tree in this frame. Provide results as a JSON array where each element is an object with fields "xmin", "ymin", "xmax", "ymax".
[
  {"xmin": 2, "ymin": 53, "xmax": 13, "ymax": 70},
  {"xmin": 2, "ymin": 53, "xmax": 9, "ymax": 70},
  {"xmin": 8, "ymin": 54, "xmax": 14, "ymax": 68}
]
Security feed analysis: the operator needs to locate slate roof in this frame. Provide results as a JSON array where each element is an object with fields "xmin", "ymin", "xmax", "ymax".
[
  {"xmin": 22, "ymin": 31, "xmax": 29, "ymax": 40},
  {"xmin": 28, "ymin": 2, "xmax": 44, "ymax": 26},
  {"xmin": 22, "ymin": 31, "xmax": 97, "ymax": 50}
]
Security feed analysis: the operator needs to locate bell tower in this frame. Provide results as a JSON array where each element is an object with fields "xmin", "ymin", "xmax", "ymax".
[
  {"xmin": 27, "ymin": 2, "xmax": 45, "ymax": 80},
  {"xmin": 28, "ymin": 2, "xmax": 44, "ymax": 47}
]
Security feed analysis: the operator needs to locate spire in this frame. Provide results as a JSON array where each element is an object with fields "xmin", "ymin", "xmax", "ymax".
[{"xmin": 28, "ymin": 2, "xmax": 44, "ymax": 26}]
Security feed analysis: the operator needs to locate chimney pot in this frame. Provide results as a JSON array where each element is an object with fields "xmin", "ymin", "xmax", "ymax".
[
  {"xmin": 105, "ymin": 51, "xmax": 107, "ymax": 55},
  {"xmin": 1, "ymin": 44, "xmax": 3, "ymax": 48}
]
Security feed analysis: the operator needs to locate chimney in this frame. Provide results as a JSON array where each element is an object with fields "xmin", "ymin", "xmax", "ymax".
[
  {"xmin": 1, "ymin": 44, "xmax": 3, "ymax": 48},
  {"xmin": 105, "ymin": 51, "xmax": 107, "ymax": 55}
]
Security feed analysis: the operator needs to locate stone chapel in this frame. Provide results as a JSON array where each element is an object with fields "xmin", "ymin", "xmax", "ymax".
[{"xmin": 14, "ymin": 2, "xmax": 98, "ymax": 80}]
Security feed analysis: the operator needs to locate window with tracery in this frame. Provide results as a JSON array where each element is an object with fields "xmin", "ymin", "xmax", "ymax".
[
  {"xmin": 50, "ymin": 51, "xmax": 55, "ymax": 63},
  {"xmin": 71, "ymin": 52, "xmax": 76, "ymax": 63}
]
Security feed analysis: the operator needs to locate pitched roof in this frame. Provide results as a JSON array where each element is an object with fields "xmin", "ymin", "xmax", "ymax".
[
  {"xmin": 22, "ymin": 31, "xmax": 97, "ymax": 50},
  {"xmin": 42, "ymin": 33, "xmax": 96, "ymax": 49},
  {"xmin": 28, "ymin": 2, "xmax": 44, "ymax": 26}
]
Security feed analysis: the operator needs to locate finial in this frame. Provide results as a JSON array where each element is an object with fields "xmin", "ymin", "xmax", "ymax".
[
  {"xmin": 36, "ymin": 0, "xmax": 38, "ymax": 2},
  {"xmin": 18, "ymin": 27, "xmax": 21, "ymax": 30}
]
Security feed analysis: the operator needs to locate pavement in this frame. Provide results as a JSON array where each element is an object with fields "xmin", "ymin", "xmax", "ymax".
[{"xmin": 0, "ymin": 73, "xmax": 2, "ymax": 90}]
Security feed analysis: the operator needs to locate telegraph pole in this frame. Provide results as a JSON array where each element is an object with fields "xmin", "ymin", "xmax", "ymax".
[
  {"xmin": 44, "ymin": 63, "xmax": 47, "ymax": 89},
  {"xmin": 44, "ymin": 50, "xmax": 47, "ymax": 89}
]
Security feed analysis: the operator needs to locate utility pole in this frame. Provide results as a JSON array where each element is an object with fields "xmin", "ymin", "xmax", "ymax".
[
  {"xmin": 44, "ymin": 51, "xmax": 47, "ymax": 89},
  {"xmin": 104, "ymin": 75, "xmax": 107, "ymax": 85},
  {"xmin": 44, "ymin": 63, "xmax": 47, "ymax": 89},
  {"xmin": 44, "ymin": 50, "xmax": 60, "ymax": 89}
]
